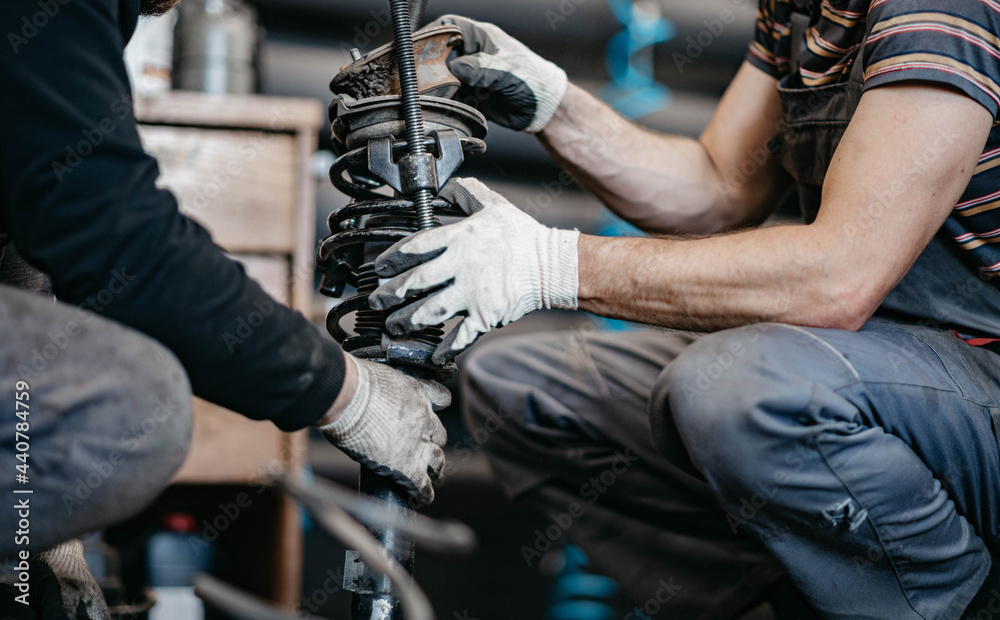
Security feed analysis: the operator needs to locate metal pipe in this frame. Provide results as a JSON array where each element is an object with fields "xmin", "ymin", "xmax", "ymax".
[
  {"xmin": 195, "ymin": 575, "xmax": 326, "ymax": 620},
  {"xmin": 194, "ymin": 489, "xmax": 435, "ymax": 620},
  {"xmin": 279, "ymin": 474, "xmax": 477, "ymax": 555},
  {"xmin": 353, "ymin": 471, "xmax": 418, "ymax": 620}
]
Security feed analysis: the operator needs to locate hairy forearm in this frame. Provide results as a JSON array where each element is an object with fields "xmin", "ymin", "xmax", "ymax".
[
  {"xmin": 538, "ymin": 84, "xmax": 732, "ymax": 234},
  {"xmin": 577, "ymin": 225, "xmax": 865, "ymax": 333},
  {"xmin": 574, "ymin": 82, "xmax": 990, "ymax": 335},
  {"xmin": 537, "ymin": 65, "xmax": 789, "ymax": 236},
  {"xmin": 538, "ymin": 84, "xmax": 733, "ymax": 233}
]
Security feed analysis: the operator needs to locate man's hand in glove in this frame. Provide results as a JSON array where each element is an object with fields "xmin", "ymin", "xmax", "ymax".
[
  {"xmin": 370, "ymin": 178, "xmax": 580, "ymax": 364},
  {"xmin": 31, "ymin": 539, "xmax": 110, "ymax": 620},
  {"xmin": 316, "ymin": 353, "xmax": 450, "ymax": 505},
  {"xmin": 430, "ymin": 14, "xmax": 567, "ymax": 133}
]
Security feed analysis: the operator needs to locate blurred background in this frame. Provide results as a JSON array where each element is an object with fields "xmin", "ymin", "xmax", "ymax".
[{"xmin": 109, "ymin": 2, "xmax": 762, "ymax": 619}]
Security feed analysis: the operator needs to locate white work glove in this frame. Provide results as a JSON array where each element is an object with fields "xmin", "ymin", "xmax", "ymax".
[
  {"xmin": 317, "ymin": 355, "xmax": 450, "ymax": 505},
  {"xmin": 370, "ymin": 178, "xmax": 580, "ymax": 363},
  {"xmin": 32, "ymin": 539, "xmax": 110, "ymax": 620},
  {"xmin": 432, "ymin": 14, "xmax": 568, "ymax": 133}
]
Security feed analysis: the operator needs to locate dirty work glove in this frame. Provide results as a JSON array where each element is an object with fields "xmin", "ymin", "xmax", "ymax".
[
  {"xmin": 31, "ymin": 539, "xmax": 110, "ymax": 620},
  {"xmin": 432, "ymin": 14, "xmax": 568, "ymax": 133},
  {"xmin": 317, "ymin": 354, "xmax": 450, "ymax": 505},
  {"xmin": 371, "ymin": 178, "xmax": 580, "ymax": 364}
]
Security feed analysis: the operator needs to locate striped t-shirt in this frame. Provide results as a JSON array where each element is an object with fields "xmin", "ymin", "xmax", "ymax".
[{"xmin": 747, "ymin": 0, "xmax": 1000, "ymax": 278}]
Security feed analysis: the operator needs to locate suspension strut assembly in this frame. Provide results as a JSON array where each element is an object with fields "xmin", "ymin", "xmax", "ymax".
[{"xmin": 316, "ymin": 1, "xmax": 487, "ymax": 618}]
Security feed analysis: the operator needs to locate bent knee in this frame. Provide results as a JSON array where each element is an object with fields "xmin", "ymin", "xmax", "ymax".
[
  {"xmin": 653, "ymin": 324, "xmax": 850, "ymax": 464},
  {"xmin": 120, "ymin": 343, "xmax": 193, "ymax": 477},
  {"xmin": 26, "ymin": 339, "xmax": 193, "ymax": 548},
  {"xmin": 92, "ymin": 343, "xmax": 192, "ymax": 517},
  {"xmin": 71, "ymin": 330, "xmax": 194, "ymax": 484}
]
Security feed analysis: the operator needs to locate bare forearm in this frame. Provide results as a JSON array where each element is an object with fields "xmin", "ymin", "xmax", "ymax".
[
  {"xmin": 576, "ymin": 226, "xmax": 862, "ymax": 333},
  {"xmin": 538, "ymin": 64, "xmax": 789, "ymax": 235},
  {"xmin": 538, "ymin": 84, "xmax": 730, "ymax": 233},
  {"xmin": 575, "ymin": 82, "xmax": 991, "ymax": 335}
]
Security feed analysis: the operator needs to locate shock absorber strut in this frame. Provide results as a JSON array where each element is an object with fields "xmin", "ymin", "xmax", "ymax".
[{"xmin": 317, "ymin": 3, "xmax": 487, "ymax": 618}]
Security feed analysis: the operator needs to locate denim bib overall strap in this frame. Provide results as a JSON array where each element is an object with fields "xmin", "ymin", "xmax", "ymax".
[{"xmin": 775, "ymin": 0, "xmax": 866, "ymax": 220}]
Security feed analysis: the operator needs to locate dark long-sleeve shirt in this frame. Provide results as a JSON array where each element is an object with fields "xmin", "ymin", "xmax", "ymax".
[{"xmin": 0, "ymin": 0, "xmax": 345, "ymax": 431}]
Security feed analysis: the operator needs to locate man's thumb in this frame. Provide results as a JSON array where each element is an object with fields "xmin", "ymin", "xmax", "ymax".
[{"xmin": 447, "ymin": 55, "xmax": 485, "ymax": 86}]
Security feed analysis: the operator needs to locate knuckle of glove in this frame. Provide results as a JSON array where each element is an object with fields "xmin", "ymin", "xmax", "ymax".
[
  {"xmin": 427, "ymin": 381, "xmax": 453, "ymax": 409},
  {"xmin": 407, "ymin": 304, "xmax": 446, "ymax": 331},
  {"xmin": 416, "ymin": 473, "xmax": 435, "ymax": 503}
]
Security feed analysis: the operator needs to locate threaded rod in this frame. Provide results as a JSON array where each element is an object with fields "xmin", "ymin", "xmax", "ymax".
[{"xmin": 389, "ymin": 0, "xmax": 438, "ymax": 230}]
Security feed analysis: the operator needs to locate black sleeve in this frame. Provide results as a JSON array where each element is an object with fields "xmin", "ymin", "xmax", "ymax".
[{"xmin": 0, "ymin": 0, "xmax": 345, "ymax": 431}]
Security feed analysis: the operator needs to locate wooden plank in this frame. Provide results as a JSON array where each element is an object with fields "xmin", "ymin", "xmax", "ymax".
[
  {"xmin": 171, "ymin": 398, "xmax": 285, "ymax": 484},
  {"xmin": 273, "ymin": 494, "xmax": 304, "ymax": 609},
  {"xmin": 273, "ymin": 428, "xmax": 308, "ymax": 609},
  {"xmin": 292, "ymin": 127, "xmax": 320, "ymax": 317},
  {"xmin": 139, "ymin": 125, "xmax": 297, "ymax": 253},
  {"xmin": 135, "ymin": 92, "xmax": 326, "ymax": 132}
]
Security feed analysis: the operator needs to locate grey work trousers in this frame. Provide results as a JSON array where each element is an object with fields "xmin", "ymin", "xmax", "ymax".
[
  {"xmin": 462, "ymin": 319, "xmax": 1000, "ymax": 620},
  {"xmin": 0, "ymin": 267, "xmax": 193, "ymax": 558}
]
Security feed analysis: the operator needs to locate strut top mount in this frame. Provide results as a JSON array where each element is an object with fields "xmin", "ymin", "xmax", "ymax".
[{"xmin": 330, "ymin": 24, "xmax": 464, "ymax": 100}]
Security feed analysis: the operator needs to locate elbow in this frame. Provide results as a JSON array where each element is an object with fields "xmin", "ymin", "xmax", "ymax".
[
  {"xmin": 798, "ymin": 271, "xmax": 884, "ymax": 333},
  {"xmin": 816, "ymin": 306, "xmax": 870, "ymax": 332},
  {"xmin": 786, "ymin": 227, "xmax": 892, "ymax": 332}
]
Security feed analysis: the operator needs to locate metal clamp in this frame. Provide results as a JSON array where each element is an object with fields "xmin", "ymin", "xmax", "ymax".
[{"xmin": 367, "ymin": 130, "xmax": 466, "ymax": 196}]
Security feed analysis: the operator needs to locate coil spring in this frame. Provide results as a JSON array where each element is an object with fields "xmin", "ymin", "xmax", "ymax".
[{"xmin": 317, "ymin": 133, "xmax": 485, "ymax": 377}]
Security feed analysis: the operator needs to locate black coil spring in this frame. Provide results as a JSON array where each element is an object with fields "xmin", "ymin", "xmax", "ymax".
[
  {"xmin": 317, "ymin": 134, "xmax": 485, "ymax": 373},
  {"xmin": 353, "ymin": 263, "xmax": 388, "ymax": 336}
]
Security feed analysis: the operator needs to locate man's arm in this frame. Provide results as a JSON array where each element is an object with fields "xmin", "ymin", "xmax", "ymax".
[
  {"xmin": 370, "ymin": 80, "xmax": 991, "ymax": 363},
  {"xmin": 0, "ymin": 0, "xmax": 344, "ymax": 429},
  {"xmin": 538, "ymin": 62, "xmax": 791, "ymax": 234},
  {"xmin": 0, "ymin": 0, "xmax": 455, "ymax": 502},
  {"xmin": 577, "ymin": 82, "xmax": 991, "ymax": 332},
  {"xmin": 436, "ymin": 15, "xmax": 789, "ymax": 235}
]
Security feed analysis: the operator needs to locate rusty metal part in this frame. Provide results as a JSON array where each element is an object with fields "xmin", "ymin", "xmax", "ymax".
[
  {"xmin": 330, "ymin": 24, "xmax": 463, "ymax": 100},
  {"xmin": 328, "ymin": 94, "xmax": 488, "ymax": 168}
]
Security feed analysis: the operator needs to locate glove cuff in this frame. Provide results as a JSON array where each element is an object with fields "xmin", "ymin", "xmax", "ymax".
[
  {"xmin": 318, "ymin": 355, "xmax": 369, "ymax": 442},
  {"xmin": 539, "ymin": 227, "xmax": 580, "ymax": 310},
  {"xmin": 319, "ymin": 357, "xmax": 407, "ymax": 457},
  {"xmin": 33, "ymin": 539, "xmax": 86, "ymax": 571},
  {"xmin": 524, "ymin": 62, "xmax": 568, "ymax": 134}
]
